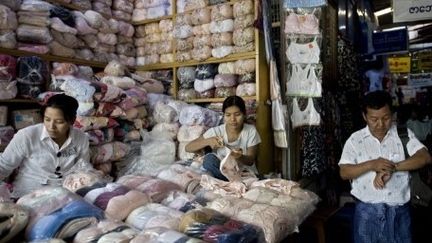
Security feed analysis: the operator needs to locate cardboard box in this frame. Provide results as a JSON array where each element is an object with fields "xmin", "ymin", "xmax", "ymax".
[
  {"xmin": 12, "ymin": 109, "xmax": 42, "ymax": 130},
  {"xmin": 0, "ymin": 106, "xmax": 6, "ymax": 126}
]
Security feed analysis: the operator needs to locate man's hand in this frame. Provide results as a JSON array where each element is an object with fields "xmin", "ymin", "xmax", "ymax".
[
  {"xmin": 372, "ymin": 157, "xmax": 396, "ymax": 173},
  {"xmin": 373, "ymin": 171, "xmax": 392, "ymax": 189}
]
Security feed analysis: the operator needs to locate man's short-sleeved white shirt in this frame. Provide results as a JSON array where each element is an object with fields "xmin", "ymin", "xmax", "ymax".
[
  {"xmin": 203, "ymin": 123, "xmax": 261, "ymax": 173},
  {"xmin": 0, "ymin": 123, "xmax": 92, "ymax": 198},
  {"xmin": 339, "ymin": 125, "xmax": 425, "ymax": 205}
]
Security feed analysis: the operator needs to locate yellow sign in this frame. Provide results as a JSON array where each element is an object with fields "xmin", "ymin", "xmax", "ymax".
[
  {"xmin": 388, "ymin": 56, "xmax": 411, "ymax": 73},
  {"xmin": 418, "ymin": 52, "xmax": 432, "ymax": 71}
]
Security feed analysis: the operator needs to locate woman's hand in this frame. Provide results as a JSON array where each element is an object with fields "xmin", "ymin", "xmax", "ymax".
[
  {"xmin": 207, "ymin": 136, "xmax": 224, "ymax": 150},
  {"xmin": 231, "ymin": 148, "xmax": 243, "ymax": 159}
]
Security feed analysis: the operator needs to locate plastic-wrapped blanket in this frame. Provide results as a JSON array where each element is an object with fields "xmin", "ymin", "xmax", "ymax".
[
  {"xmin": 179, "ymin": 105, "xmax": 220, "ymax": 127},
  {"xmin": 211, "ymin": 3, "xmax": 233, "ymax": 21},
  {"xmin": 20, "ymin": 0, "xmax": 53, "ymax": 12},
  {"xmin": 215, "ymin": 87, "xmax": 236, "ymax": 98},
  {"xmin": 233, "ymin": 0, "xmax": 253, "ymax": 17},
  {"xmin": 151, "ymin": 122, "xmax": 180, "ymax": 140},
  {"xmin": 0, "ymin": 4, "xmax": 17, "ymax": 30},
  {"xmin": 206, "ymin": 197, "xmax": 297, "ymax": 243},
  {"xmin": 156, "ymin": 164, "xmax": 202, "ymax": 191},
  {"xmin": 178, "ymin": 88, "xmax": 197, "ymax": 100},
  {"xmin": 90, "ymin": 141, "xmax": 129, "ymax": 164},
  {"xmin": 73, "ymin": 11, "xmax": 97, "ymax": 35},
  {"xmin": 0, "ymin": 30, "xmax": 16, "ymax": 49},
  {"xmin": 243, "ymin": 186, "xmax": 319, "ymax": 224},
  {"xmin": 0, "ymin": 54, "xmax": 16, "ymax": 82},
  {"xmin": 0, "ymin": 202, "xmax": 29, "ymax": 242},
  {"xmin": 17, "ymin": 24, "xmax": 52, "ymax": 44},
  {"xmin": 218, "ymin": 61, "xmax": 235, "ymax": 74},
  {"xmin": 191, "ymin": 8, "xmax": 211, "ymax": 25},
  {"xmin": 74, "ymin": 220, "xmax": 138, "ymax": 243},
  {"xmin": 234, "ymin": 58, "xmax": 255, "ymax": 74},
  {"xmin": 200, "ymin": 175, "xmax": 246, "ymax": 198},
  {"xmin": 177, "ymin": 125, "xmax": 206, "ymax": 142},
  {"xmin": 179, "ymin": 207, "xmax": 260, "ymax": 242},
  {"xmin": 92, "ymin": 82, "xmax": 125, "ymax": 103},
  {"xmin": 1, "ymin": 0, "xmax": 20, "ymax": 11},
  {"xmin": 236, "ymin": 82, "xmax": 256, "ymax": 96},
  {"xmin": 194, "ymin": 78, "xmax": 214, "ymax": 93},
  {"xmin": 214, "ymin": 74, "xmax": 237, "ymax": 88},
  {"xmin": 177, "ymin": 66, "xmax": 196, "ymax": 88},
  {"xmin": 234, "ymin": 14, "xmax": 254, "ymax": 29},
  {"xmin": 0, "ymin": 81, "xmax": 17, "ymax": 99},
  {"xmin": 52, "ymin": 62, "xmax": 78, "ymax": 76},
  {"xmin": 131, "ymin": 226, "xmax": 199, "ymax": 243},
  {"xmin": 49, "ymin": 41, "xmax": 76, "ymax": 58},
  {"xmin": 100, "ymin": 76, "xmax": 135, "ymax": 89},
  {"xmin": 135, "ymin": 179, "xmax": 182, "ymax": 203},
  {"xmin": 17, "ymin": 56, "xmax": 48, "ymax": 85},
  {"xmin": 195, "ymin": 64, "xmax": 218, "ymax": 79},
  {"xmin": 74, "ymin": 116, "xmax": 119, "ymax": 131},
  {"xmin": 153, "ymin": 101, "xmax": 178, "ymax": 123},
  {"xmin": 233, "ymin": 27, "xmax": 254, "ymax": 46},
  {"xmin": 160, "ymin": 190, "xmax": 197, "ymax": 211},
  {"xmin": 27, "ymin": 199, "xmax": 104, "ymax": 241},
  {"xmin": 62, "ymin": 170, "xmax": 108, "ymax": 193},
  {"xmin": 16, "ymin": 187, "xmax": 84, "ymax": 239},
  {"xmin": 209, "ymin": 19, "xmax": 234, "ymax": 33},
  {"xmin": 126, "ymin": 203, "xmax": 184, "ymax": 230},
  {"xmin": 211, "ymin": 32, "xmax": 232, "ymax": 47}
]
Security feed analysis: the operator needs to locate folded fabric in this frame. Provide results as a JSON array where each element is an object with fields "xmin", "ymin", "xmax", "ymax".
[{"xmin": 28, "ymin": 200, "xmax": 105, "ymax": 241}]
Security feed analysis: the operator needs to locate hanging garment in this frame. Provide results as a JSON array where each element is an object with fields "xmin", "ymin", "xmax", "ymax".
[
  {"xmin": 283, "ymin": 0, "xmax": 327, "ymax": 8},
  {"xmin": 286, "ymin": 37, "xmax": 320, "ymax": 64},
  {"xmin": 291, "ymin": 97, "xmax": 321, "ymax": 128},
  {"xmin": 286, "ymin": 64, "xmax": 322, "ymax": 97},
  {"xmin": 284, "ymin": 10, "xmax": 319, "ymax": 35},
  {"xmin": 301, "ymin": 126, "xmax": 327, "ymax": 177}
]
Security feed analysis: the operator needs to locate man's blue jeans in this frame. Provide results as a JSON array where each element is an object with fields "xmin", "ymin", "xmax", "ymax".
[
  {"xmin": 353, "ymin": 201, "xmax": 411, "ymax": 243},
  {"xmin": 203, "ymin": 153, "xmax": 228, "ymax": 181}
]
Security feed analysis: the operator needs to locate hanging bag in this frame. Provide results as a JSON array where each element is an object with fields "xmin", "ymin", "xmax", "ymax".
[{"xmin": 397, "ymin": 125, "xmax": 432, "ymax": 207}]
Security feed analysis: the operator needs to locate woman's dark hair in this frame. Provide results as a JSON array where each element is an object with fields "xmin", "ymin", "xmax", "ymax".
[
  {"xmin": 222, "ymin": 95, "xmax": 246, "ymax": 114},
  {"xmin": 41, "ymin": 94, "xmax": 79, "ymax": 123},
  {"xmin": 362, "ymin": 90, "xmax": 393, "ymax": 114}
]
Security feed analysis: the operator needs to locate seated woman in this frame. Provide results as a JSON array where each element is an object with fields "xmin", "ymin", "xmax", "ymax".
[
  {"xmin": 0, "ymin": 94, "xmax": 97, "ymax": 198},
  {"xmin": 185, "ymin": 95, "xmax": 261, "ymax": 181}
]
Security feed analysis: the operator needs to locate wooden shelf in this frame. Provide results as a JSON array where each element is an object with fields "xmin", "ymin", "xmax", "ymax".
[
  {"xmin": 46, "ymin": 0, "xmax": 130, "ymax": 23},
  {"xmin": 0, "ymin": 99, "xmax": 39, "ymax": 104},
  {"xmin": 0, "ymin": 48, "xmax": 136, "ymax": 70},
  {"xmin": 46, "ymin": 0, "xmax": 87, "ymax": 11},
  {"xmin": 187, "ymin": 96, "xmax": 256, "ymax": 103},
  {"xmin": 136, "ymin": 51, "xmax": 256, "ymax": 71},
  {"xmin": 132, "ymin": 0, "xmax": 240, "ymax": 26},
  {"xmin": 132, "ymin": 15, "xmax": 174, "ymax": 26}
]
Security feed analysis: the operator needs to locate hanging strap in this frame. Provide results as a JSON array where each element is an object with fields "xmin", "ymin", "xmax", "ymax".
[{"xmin": 398, "ymin": 125, "xmax": 432, "ymax": 207}]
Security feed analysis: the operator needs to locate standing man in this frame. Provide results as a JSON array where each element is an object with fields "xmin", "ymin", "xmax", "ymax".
[{"xmin": 339, "ymin": 90, "xmax": 431, "ymax": 243}]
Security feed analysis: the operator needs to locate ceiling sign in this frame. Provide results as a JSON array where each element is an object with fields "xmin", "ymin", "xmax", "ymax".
[
  {"xmin": 393, "ymin": 0, "xmax": 432, "ymax": 23},
  {"xmin": 408, "ymin": 72, "xmax": 432, "ymax": 87},
  {"xmin": 388, "ymin": 56, "xmax": 411, "ymax": 73},
  {"xmin": 372, "ymin": 29, "xmax": 408, "ymax": 54}
]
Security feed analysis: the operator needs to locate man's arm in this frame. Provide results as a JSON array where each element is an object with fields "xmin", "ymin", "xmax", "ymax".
[
  {"xmin": 395, "ymin": 148, "xmax": 431, "ymax": 172},
  {"xmin": 340, "ymin": 157, "xmax": 395, "ymax": 180}
]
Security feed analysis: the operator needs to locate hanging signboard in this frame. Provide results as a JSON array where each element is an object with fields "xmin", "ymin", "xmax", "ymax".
[
  {"xmin": 372, "ymin": 28, "xmax": 408, "ymax": 54},
  {"xmin": 418, "ymin": 52, "xmax": 432, "ymax": 71},
  {"xmin": 408, "ymin": 72, "xmax": 432, "ymax": 87},
  {"xmin": 388, "ymin": 56, "xmax": 411, "ymax": 73},
  {"xmin": 393, "ymin": 0, "xmax": 432, "ymax": 23}
]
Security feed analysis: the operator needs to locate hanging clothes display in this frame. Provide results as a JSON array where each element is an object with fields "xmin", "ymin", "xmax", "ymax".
[
  {"xmin": 263, "ymin": 0, "xmax": 288, "ymax": 148},
  {"xmin": 284, "ymin": 1, "xmax": 327, "ymax": 177}
]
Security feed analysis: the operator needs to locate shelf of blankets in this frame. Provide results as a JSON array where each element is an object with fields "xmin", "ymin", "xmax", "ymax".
[
  {"xmin": 132, "ymin": 14, "xmax": 174, "ymax": 26},
  {"xmin": 45, "ymin": 0, "xmax": 130, "ymax": 24},
  {"xmin": 135, "ymin": 51, "xmax": 255, "ymax": 71},
  {"xmin": 131, "ymin": 0, "xmax": 240, "ymax": 26},
  {"xmin": 45, "ymin": 0, "xmax": 86, "ymax": 12},
  {"xmin": 187, "ymin": 95, "xmax": 255, "ymax": 103},
  {"xmin": 0, "ymin": 47, "xmax": 135, "ymax": 70},
  {"xmin": 0, "ymin": 98, "xmax": 39, "ymax": 103}
]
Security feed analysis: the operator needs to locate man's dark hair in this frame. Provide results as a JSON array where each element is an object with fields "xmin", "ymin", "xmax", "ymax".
[
  {"xmin": 41, "ymin": 94, "xmax": 79, "ymax": 123},
  {"xmin": 362, "ymin": 90, "xmax": 393, "ymax": 114},
  {"xmin": 222, "ymin": 95, "xmax": 246, "ymax": 114}
]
